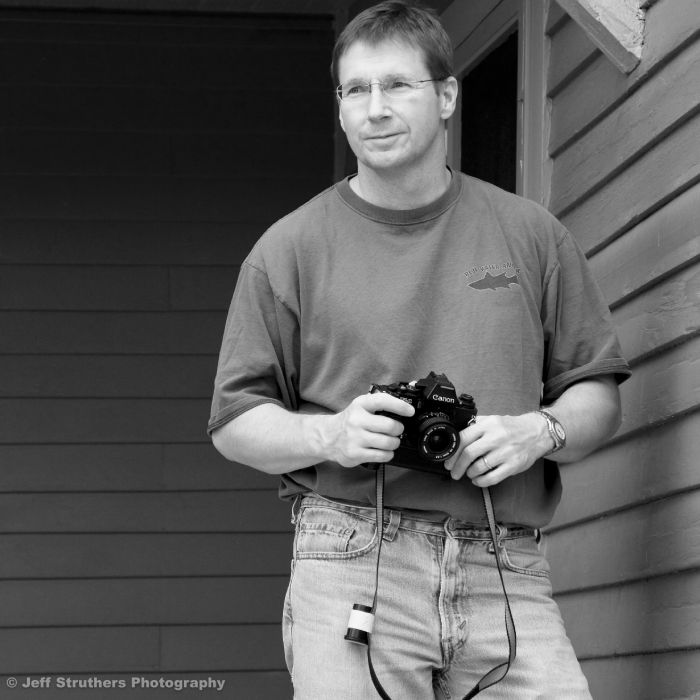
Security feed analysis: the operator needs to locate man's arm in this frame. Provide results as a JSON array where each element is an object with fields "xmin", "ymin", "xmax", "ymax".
[
  {"xmin": 211, "ymin": 393, "xmax": 415, "ymax": 475},
  {"xmin": 446, "ymin": 376, "xmax": 621, "ymax": 487}
]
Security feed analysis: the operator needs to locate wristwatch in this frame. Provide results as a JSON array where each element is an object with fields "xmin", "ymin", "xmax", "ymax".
[{"xmin": 536, "ymin": 409, "xmax": 566, "ymax": 456}]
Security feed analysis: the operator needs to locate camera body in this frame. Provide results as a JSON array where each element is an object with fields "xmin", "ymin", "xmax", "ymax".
[{"xmin": 370, "ymin": 371, "xmax": 477, "ymax": 475}]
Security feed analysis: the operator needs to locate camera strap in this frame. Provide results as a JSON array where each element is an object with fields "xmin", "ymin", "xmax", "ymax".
[
  {"xmin": 362, "ymin": 465, "xmax": 516, "ymax": 699},
  {"xmin": 366, "ymin": 464, "xmax": 390, "ymax": 699},
  {"xmin": 465, "ymin": 485, "xmax": 517, "ymax": 698}
]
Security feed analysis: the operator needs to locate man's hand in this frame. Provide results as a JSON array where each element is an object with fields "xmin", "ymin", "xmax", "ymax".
[
  {"xmin": 445, "ymin": 413, "xmax": 550, "ymax": 487},
  {"xmin": 444, "ymin": 377, "xmax": 622, "ymax": 487},
  {"xmin": 321, "ymin": 393, "xmax": 415, "ymax": 468}
]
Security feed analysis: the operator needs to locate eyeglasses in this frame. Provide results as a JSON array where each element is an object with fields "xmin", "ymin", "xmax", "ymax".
[{"xmin": 335, "ymin": 76, "xmax": 447, "ymax": 102}]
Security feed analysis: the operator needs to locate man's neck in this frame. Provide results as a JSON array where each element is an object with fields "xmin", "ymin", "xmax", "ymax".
[{"xmin": 350, "ymin": 165, "xmax": 452, "ymax": 210}]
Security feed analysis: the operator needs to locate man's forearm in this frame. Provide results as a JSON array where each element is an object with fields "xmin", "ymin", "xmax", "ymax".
[
  {"xmin": 211, "ymin": 393, "xmax": 414, "ymax": 475},
  {"xmin": 542, "ymin": 375, "xmax": 622, "ymax": 463},
  {"xmin": 211, "ymin": 403, "xmax": 331, "ymax": 475}
]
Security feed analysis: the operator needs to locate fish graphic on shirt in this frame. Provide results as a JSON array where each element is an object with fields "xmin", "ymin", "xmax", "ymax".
[{"xmin": 468, "ymin": 271, "xmax": 520, "ymax": 291}]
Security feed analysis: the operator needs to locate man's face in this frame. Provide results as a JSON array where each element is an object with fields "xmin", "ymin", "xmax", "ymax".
[{"xmin": 336, "ymin": 39, "xmax": 457, "ymax": 177}]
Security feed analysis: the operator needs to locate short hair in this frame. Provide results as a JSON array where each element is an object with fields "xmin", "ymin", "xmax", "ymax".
[{"xmin": 331, "ymin": 0, "xmax": 454, "ymax": 87}]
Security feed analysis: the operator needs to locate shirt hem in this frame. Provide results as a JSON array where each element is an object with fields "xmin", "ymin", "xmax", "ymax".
[{"xmin": 543, "ymin": 359, "xmax": 631, "ymax": 403}]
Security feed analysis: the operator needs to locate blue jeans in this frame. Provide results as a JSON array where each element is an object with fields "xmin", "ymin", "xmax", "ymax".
[{"xmin": 283, "ymin": 494, "xmax": 591, "ymax": 699}]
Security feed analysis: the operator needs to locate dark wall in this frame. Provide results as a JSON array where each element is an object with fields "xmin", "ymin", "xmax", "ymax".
[{"xmin": 0, "ymin": 8, "xmax": 334, "ymax": 697}]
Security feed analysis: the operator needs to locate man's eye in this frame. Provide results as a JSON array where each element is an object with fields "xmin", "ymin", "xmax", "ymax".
[
  {"xmin": 345, "ymin": 84, "xmax": 366, "ymax": 96},
  {"xmin": 386, "ymin": 79, "xmax": 412, "ymax": 91}
]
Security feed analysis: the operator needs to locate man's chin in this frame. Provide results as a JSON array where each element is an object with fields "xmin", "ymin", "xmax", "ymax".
[{"xmin": 358, "ymin": 151, "xmax": 406, "ymax": 172}]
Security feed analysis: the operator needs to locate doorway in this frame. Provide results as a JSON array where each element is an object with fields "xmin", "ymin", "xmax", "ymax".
[{"xmin": 460, "ymin": 30, "xmax": 519, "ymax": 193}]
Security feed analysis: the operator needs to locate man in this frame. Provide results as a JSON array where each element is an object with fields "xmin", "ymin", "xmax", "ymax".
[{"xmin": 209, "ymin": 1, "xmax": 630, "ymax": 697}]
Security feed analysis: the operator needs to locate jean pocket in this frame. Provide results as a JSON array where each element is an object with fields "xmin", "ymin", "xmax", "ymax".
[
  {"xmin": 294, "ymin": 505, "xmax": 377, "ymax": 560},
  {"xmin": 499, "ymin": 536, "xmax": 550, "ymax": 578}
]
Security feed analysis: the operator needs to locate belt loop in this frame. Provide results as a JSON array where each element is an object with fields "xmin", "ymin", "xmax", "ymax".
[
  {"xmin": 496, "ymin": 523, "xmax": 507, "ymax": 546},
  {"xmin": 290, "ymin": 494, "xmax": 303, "ymax": 525},
  {"xmin": 383, "ymin": 508, "xmax": 401, "ymax": 542},
  {"xmin": 443, "ymin": 518, "xmax": 454, "ymax": 538}
]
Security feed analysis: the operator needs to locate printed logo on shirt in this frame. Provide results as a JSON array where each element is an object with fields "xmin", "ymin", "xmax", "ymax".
[{"xmin": 464, "ymin": 262, "xmax": 521, "ymax": 291}]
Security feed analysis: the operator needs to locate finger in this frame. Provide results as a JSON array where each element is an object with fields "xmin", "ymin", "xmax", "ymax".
[
  {"xmin": 364, "ymin": 432, "xmax": 401, "ymax": 452},
  {"xmin": 446, "ymin": 434, "xmax": 488, "ymax": 479},
  {"xmin": 465, "ymin": 455, "xmax": 495, "ymax": 480},
  {"xmin": 448, "ymin": 459, "xmax": 469, "ymax": 480},
  {"xmin": 470, "ymin": 464, "xmax": 508, "ymax": 487},
  {"xmin": 445, "ymin": 449, "xmax": 472, "ymax": 480},
  {"xmin": 359, "ymin": 447, "xmax": 397, "ymax": 465},
  {"xmin": 449, "ymin": 453, "xmax": 495, "ymax": 482},
  {"xmin": 458, "ymin": 415, "xmax": 487, "ymax": 447},
  {"xmin": 443, "ymin": 438, "xmax": 470, "ymax": 473},
  {"xmin": 368, "ymin": 413, "xmax": 406, "ymax": 437},
  {"xmin": 363, "ymin": 392, "xmax": 416, "ymax": 417}
]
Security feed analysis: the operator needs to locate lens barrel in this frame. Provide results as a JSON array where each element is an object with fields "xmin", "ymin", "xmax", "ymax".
[{"xmin": 418, "ymin": 416, "xmax": 460, "ymax": 461}]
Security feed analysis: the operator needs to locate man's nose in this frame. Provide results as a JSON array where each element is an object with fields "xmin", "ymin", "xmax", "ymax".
[{"xmin": 366, "ymin": 81, "xmax": 391, "ymax": 119}]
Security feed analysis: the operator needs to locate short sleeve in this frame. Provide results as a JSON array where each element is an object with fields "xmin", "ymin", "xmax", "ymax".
[
  {"xmin": 541, "ymin": 228, "xmax": 630, "ymax": 402},
  {"xmin": 207, "ymin": 259, "xmax": 300, "ymax": 435}
]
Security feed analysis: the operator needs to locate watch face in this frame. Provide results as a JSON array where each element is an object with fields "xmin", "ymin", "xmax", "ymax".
[{"xmin": 554, "ymin": 423, "xmax": 566, "ymax": 441}]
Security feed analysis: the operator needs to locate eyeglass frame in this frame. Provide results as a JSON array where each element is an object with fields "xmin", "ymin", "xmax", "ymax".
[{"xmin": 334, "ymin": 76, "xmax": 448, "ymax": 102}]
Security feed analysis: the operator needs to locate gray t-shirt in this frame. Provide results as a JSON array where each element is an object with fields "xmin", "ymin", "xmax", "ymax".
[{"xmin": 209, "ymin": 172, "xmax": 630, "ymax": 527}]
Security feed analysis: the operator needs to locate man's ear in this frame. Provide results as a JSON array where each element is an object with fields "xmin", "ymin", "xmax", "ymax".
[
  {"xmin": 339, "ymin": 107, "xmax": 346, "ymax": 133},
  {"xmin": 439, "ymin": 76, "xmax": 459, "ymax": 121}
]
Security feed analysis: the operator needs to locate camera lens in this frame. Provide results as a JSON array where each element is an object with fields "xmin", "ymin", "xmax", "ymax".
[
  {"xmin": 418, "ymin": 416, "xmax": 460, "ymax": 461},
  {"xmin": 427, "ymin": 431, "xmax": 451, "ymax": 453}
]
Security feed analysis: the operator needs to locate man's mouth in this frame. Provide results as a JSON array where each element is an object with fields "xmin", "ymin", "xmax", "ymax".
[{"xmin": 365, "ymin": 132, "xmax": 401, "ymax": 142}]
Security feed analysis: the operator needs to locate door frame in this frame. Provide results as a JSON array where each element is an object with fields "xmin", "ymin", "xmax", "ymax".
[{"xmin": 442, "ymin": 0, "xmax": 549, "ymax": 204}]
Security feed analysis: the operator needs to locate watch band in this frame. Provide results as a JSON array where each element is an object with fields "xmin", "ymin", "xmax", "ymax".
[{"xmin": 536, "ymin": 409, "xmax": 566, "ymax": 455}]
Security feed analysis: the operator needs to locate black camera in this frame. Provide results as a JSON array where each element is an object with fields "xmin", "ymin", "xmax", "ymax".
[{"xmin": 369, "ymin": 371, "xmax": 477, "ymax": 475}]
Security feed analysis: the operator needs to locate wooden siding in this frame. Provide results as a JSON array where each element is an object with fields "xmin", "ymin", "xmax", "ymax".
[
  {"xmin": 544, "ymin": 0, "xmax": 700, "ymax": 697},
  {"xmin": 0, "ymin": 8, "xmax": 334, "ymax": 697}
]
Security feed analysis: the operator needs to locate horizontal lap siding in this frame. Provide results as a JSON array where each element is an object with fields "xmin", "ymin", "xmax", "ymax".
[
  {"xmin": 0, "ymin": 534, "xmax": 292, "ymax": 578},
  {"xmin": 0, "ymin": 8, "xmax": 335, "ymax": 695},
  {"xmin": 545, "ymin": 1, "xmax": 700, "ymax": 697}
]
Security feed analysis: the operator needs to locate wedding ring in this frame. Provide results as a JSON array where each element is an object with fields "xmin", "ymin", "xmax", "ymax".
[{"xmin": 482, "ymin": 456, "xmax": 492, "ymax": 472}]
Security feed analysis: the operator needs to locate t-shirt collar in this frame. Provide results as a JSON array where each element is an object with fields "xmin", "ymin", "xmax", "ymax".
[{"xmin": 335, "ymin": 168, "xmax": 462, "ymax": 225}]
